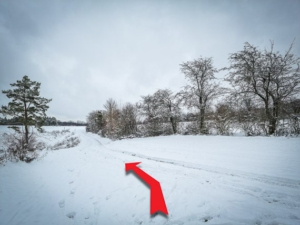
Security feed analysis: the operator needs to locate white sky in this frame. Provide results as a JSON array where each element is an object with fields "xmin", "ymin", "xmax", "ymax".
[{"xmin": 0, "ymin": 0, "xmax": 299, "ymax": 121}]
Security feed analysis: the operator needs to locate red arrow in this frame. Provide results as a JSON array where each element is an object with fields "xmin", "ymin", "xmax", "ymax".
[{"xmin": 125, "ymin": 162, "xmax": 168, "ymax": 215}]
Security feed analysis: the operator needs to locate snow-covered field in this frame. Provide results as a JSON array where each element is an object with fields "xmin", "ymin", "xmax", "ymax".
[{"xmin": 0, "ymin": 126, "xmax": 300, "ymax": 225}]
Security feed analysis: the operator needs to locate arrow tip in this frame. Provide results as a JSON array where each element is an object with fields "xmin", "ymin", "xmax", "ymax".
[{"xmin": 125, "ymin": 162, "xmax": 141, "ymax": 172}]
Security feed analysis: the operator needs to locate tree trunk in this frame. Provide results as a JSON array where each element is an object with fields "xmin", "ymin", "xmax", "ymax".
[
  {"xmin": 200, "ymin": 107, "xmax": 205, "ymax": 134},
  {"xmin": 199, "ymin": 95, "xmax": 205, "ymax": 134},
  {"xmin": 269, "ymin": 101, "xmax": 279, "ymax": 135},
  {"xmin": 265, "ymin": 101, "xmax": 277, "ymax": 135},
  {"xmin": 24, "ymin": 101, "xmax": 29, "ymax": 146},
  {"xmin": 170, "ymin": 116, "xmax": 177, "ymax": 134},
  {"xmin": 24, "ymin": 124, "xmax": 29, "ymax": 146},
  {"xmin": 268, "ymin": 118, "xmax": 276, "ymax": 135}
]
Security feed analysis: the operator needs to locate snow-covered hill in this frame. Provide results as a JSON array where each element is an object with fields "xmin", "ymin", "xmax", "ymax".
[{"xmin": 0, "ymin": 126, "xmax": 300, "ymax": 225}]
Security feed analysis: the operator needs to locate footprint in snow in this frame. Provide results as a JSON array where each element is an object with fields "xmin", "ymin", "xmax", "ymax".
[
  {"xmin": 66, "ymin": 212, "xmax": 76, "ymax": 219},
  {"xmin": 201, "ymin": 216, "xmax": 213, "ymax": 222},
  {"xmin": 58, "ymin": 200, "xmax": 65, "ymax": 208},
  {"xmin": 69, "ymin": 181, "xmax": 74, "ymax": 184}
]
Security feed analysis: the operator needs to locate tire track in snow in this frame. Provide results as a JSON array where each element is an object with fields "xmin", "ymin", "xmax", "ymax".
[
  {"xmin": 81, "ymin": 132, "xmax": 300, "ymax": 219},
  {"xmin": 85, "ymin": 134, "xmax": 300, "ymax": 190}
]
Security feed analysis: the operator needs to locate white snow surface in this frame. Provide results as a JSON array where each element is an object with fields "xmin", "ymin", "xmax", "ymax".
[{"xmin": 0, "ymin": 126, "xmax": 300, "ymax": 225}]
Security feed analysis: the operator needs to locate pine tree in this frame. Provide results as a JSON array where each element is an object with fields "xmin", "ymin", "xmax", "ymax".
[{"xmin": 0, "ymin": 75, "xmax": 52, "ymax": 145}]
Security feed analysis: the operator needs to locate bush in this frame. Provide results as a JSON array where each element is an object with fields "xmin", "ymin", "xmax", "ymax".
[
  {"xmin": 2, "ymin": 132, "xmax": 45, "ymax": 163},
  {"xmin": 50, "ymin": 136, "xmax": 80, "ymax": 150}
]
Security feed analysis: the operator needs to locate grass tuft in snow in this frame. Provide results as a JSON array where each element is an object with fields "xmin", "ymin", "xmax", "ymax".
[{"xmin": 0, "ymin": 127, "xmax": 81, "ymax": 164}]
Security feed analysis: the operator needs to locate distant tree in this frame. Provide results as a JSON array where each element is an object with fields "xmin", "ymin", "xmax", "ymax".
[
  {"xmin": 119, "ymin": 103, "xmax": 138, "ymax": 137},
  {"xmin": 213, "ymin": 102, "xmax": 235, "ymax": 135},
  {"xmin": 227, "ymin": 42, "xmax": 300, "ymax": 135},
  {"xmin": 104, "ymin": 98, "xmax": 120, "ymax": 138},
  {"xmin": 86, "ymin": 110, "xmax": 105, "ymax": 134},
  {"xmin": 140, "ymin": 94, "xmax": 164, "ymax": 136},
  {"xmin": 44, "ymin": 117, "xmax": 58, "ymax": 126},
  {"xmin": 56, "ymin": 120, "xmax": 86, "ymax": 126},
  {"xmin": 180, "ymin": 57, "xmax": 223, "ymax": 134},
  {"xmin": 280, "ymin": 98, "xmax": 300, "ymax": 135},
  {"xmin": 0, "ymin": 75, "xmax": 52, "ymax": 145},
  {"xmin": 154, "ymin": 89, "xmax": 181, "ymax": 134},
  {"xmin": 229, "ymin": 93, "xmax": 265, "ymax": 136}
]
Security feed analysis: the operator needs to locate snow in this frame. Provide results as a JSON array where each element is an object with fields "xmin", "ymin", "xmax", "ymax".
[{"xmin": 0, "ymin": 126, "xmax": 300, "ymax": 225}]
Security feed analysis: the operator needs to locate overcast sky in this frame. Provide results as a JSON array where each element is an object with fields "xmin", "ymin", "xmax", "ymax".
[{"xmin": 0, "ymin": 0, "xmax": 299, "ymax": 121}]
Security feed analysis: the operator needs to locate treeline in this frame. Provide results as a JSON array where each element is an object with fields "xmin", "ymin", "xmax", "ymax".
[
  {"xmin": 86, "ymin": 42, "xmax": 300, "ymax": 139},
  {"xmin": 0, "ymin": 116, "xmax": 86, "ymax": 126}
]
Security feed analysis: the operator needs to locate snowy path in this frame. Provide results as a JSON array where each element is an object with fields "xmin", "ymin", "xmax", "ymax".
[
  {"xmin": 100, "ymin": 138, "xmax": 300, "ymax": 190},
  {"xmin": 1, "ymin": 127, "xmax": 300, "ymax": 225}
]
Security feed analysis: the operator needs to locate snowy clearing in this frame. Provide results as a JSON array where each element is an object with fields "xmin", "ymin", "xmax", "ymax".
[{"xmin": 0, "ymin": 126, "xmax": 300, "ymax": 225}]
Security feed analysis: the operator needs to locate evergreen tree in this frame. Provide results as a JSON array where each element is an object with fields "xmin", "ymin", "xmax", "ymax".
[
  {"xmin": 0, "ymin": 75, "xmax": 52, "ymax": 145},
  {"xmin": 86, "ymin": 110, "xmax": 105, "ymax": 134}
]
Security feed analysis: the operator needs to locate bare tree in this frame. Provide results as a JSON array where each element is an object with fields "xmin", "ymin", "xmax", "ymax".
[
  {"xmin": 280, "ymin": 98, "xmax": 300, "ymax": 135},
  {"xmin": 180, "ymin": 57, "xmax": 222, "ymax": 134},
  {"xmin": 104, "ymin": 98, "xmax": 119, "ymax": 137},
  {"xmin": 213, "ymin": 102, "xmax": 235, "ymax": 135},
  {"xmin": 154, "ymin": 89, "xmax": 181, "ymax": 134},
  {"xmin": 140, "ymin": 94, "xmax": 163, "ymax": 136},
  {"xmin": 230, "ymin": 93, "xmax": 265, "ymax": 136},
  {"xmin": 119, "ymin": 103, "xmax": 138, "ymax": 137},
  {"xmin": 227, "ymin": 42, "xmax": 300, "ymax": 135}
]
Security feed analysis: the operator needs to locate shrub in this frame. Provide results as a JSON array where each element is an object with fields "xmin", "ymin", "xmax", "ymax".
[{"xmin": 2, "ymin": 132, "xmax": 45, "ymax": 163}]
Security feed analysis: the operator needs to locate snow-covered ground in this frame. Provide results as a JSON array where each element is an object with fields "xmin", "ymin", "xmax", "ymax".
[{"xmin": 0, "ymin": 126, "xmax": 300, "ymax": 225}]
